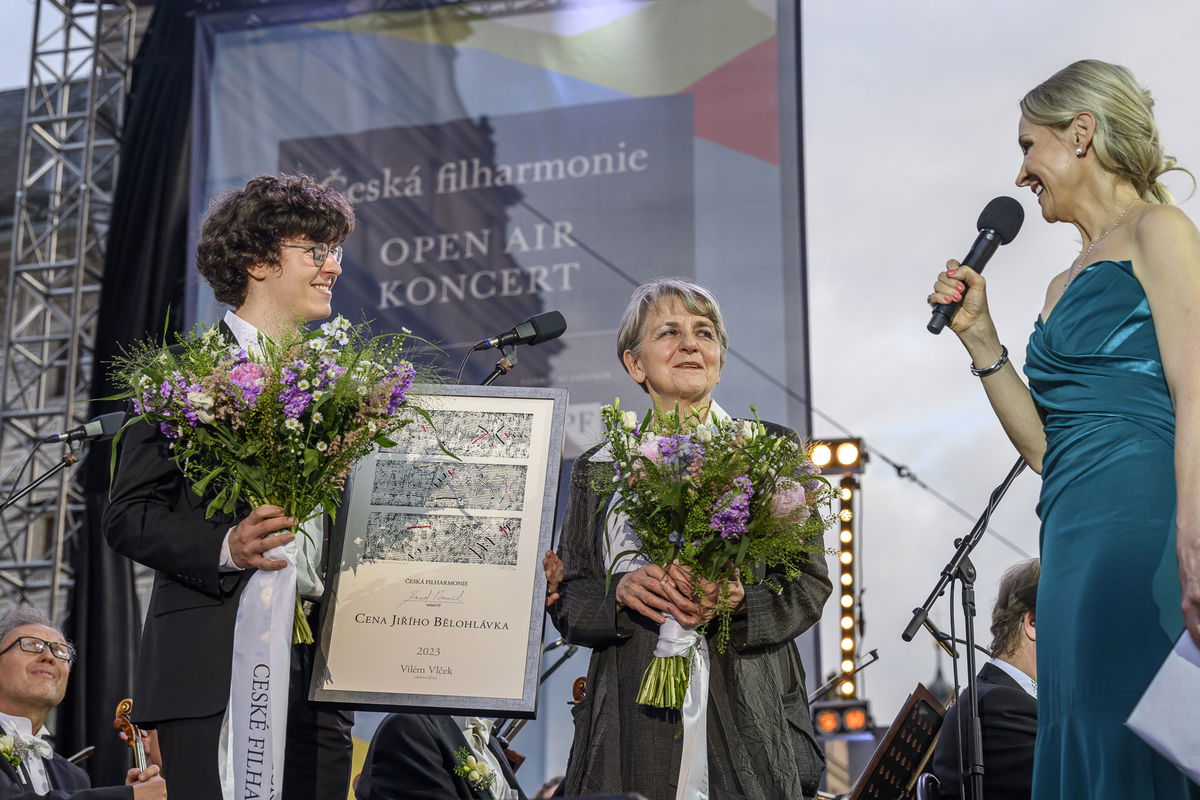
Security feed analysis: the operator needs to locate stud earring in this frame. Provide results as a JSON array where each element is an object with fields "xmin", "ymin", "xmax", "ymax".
[{"xmin": 1075, "ymin": 148, "xmax": 1084, "ymax": 157}]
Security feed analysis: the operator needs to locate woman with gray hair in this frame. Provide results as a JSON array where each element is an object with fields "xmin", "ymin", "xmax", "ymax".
[
  {"xmin": 927, "ymin": 60, "xmax": 1200, "ymax": 798},
  {"xmin": 548, "ymin": 278, "xmax": 831, "ymax": 800}
]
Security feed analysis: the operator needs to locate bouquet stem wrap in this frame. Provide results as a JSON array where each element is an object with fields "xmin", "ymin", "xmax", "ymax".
[
  {"xmin": 219, "ymin": 539, "xmax": 296, "ymax": 800},
  {"xmin": 640, "ymin": 613, "xmax": 711, "ymax": 800}
]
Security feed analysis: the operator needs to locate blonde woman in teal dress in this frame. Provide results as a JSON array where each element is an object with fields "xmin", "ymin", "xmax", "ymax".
[{"xmin": 927, "ymin": 60, "xmax": 1200, "ymax": 799}]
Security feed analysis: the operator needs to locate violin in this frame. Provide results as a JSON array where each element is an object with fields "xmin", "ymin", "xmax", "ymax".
[{"xmin": 112, "ymin": 698, "xmax": 147, "ymax": 772}]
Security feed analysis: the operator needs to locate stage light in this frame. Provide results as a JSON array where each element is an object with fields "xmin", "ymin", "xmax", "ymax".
[
  {"xmin": 836, "ymin": 442, "xmax": 860, "ymax": 466},
  {"xmin": 811, "ymin": 699, "xmax": 874, "ymax": 737},
  {"xmin": 815, "ymin": 709, "xmax": 840, "ymax": 734},
  {"xmin": 839, "ymin": 486, "xmax": 853, "ymax": 501},
  {"xmin": 841, "ymin": 616, "xmax": 854, "ymax": 630},
  {"xmin": 839, "ymin": 551, "xmax": 853, "ymax": 565},
  {"xmin": 839, "ymin": 508, "xmax": 854, "ymax": 523},
  {"xmin": 810, "ymin": 438, "xmax": 866, "ymax": 475},
  {"xmin": 811, "ymin": 443, "xmax": 832, "ymax": 468},
  {"xmin": 841, "ymin": 658, "xmax": 855, "ymax": 673},
  {"xmin": 841, "ymin": 637, "xmax": 854, "ymax": 651},
  {"xmin": 841, "ymin": 595, "xmax": 853, "ymax": 608},
  {"xmin": 843, "ymin": 707, "xmax": 869, "ymax": 732},
  {"xmin": 840, "ymin": 680, "xmax": 855, "ymax": 696},
  {"xmin": 839, "ymin": 529, "xmax": 853, "ymax": 544},
  {"xmin": 841, "ymin": 573, "xmax": 853, "ymax": 586}
]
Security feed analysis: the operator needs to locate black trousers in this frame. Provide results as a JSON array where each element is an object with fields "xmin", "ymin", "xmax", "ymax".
[{"xmin": 155, "ymin": 641, "xmax": 353, "ymax": 800}]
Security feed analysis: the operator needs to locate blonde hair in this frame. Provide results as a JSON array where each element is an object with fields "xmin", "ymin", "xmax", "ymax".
[{"xmin": 1021, "ymin": 60, "xmax": 1190, "ymax": 204}]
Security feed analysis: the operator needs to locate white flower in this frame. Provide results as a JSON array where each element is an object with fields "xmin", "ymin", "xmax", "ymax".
[
  {"xmin": 311, "ymin": 412, "xmax": 323, "ymax": 423},
  {"xmin": 284, "ymin": 418, "xmax": 302, "ymax": 433},
  {"xmin": 694, "ymin": 426, "xmax": 713, "ymax": 443},
  {"xmin": 298, "ymin": 379, "xmax": 310, "ymax": 391},
  {"xmin": 309, "ymin": 338, "xmax": 327, "ymax": 353},
  {"xmin": 186, "ymin": 391, "xmax": 216, "ymax": 424},
  {"xmin": 316, "ymin": 441, "xmax": 328, "ymax": 452},
  {"xmin": 741, "ymin": 420, "xmax": 761, "ymax": 440},
  {"xmin": 621, "ymin": 410, "xmax": 638, "ymax": 431},
  {"xmin": 313, "ymin": 390, "xmax": 325, "ymax": 400}
]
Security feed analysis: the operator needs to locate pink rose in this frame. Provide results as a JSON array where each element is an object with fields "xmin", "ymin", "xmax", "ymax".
[
  {"xmin": 637, "ymin": 437, "xmax": 664, "ymax": 463},
  {"xmin": 771, "ymin": 478, "xmax": 809, "ymax": 520},
  {"xmin": 229, "ymin": 362, "xmax": 266, "ymax": 385}
]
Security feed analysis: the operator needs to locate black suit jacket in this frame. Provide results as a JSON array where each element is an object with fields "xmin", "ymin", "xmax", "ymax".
[
  {"xmin": 355, "ymin": 714, "xmax": 526, "ymax": 800},
  {"xmin": 930, "ymin": 662, "xmax": 1037, "ymax": 800},
  {"xmin": 0, "ymin": 751, "xmax": 132, "ymax": 798},
  {"xmin": 102, "ymin": 321, "xmax": 253, "ymax": 721}
]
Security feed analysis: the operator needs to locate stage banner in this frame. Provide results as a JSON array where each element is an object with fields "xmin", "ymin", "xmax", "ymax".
[{"xmin": 190, "ymin": 0, "xmax": 808, "ymax": 455}]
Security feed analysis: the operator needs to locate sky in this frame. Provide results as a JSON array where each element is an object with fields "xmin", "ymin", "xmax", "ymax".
[{"xmin": 4, "ymin": 0, "xmax": 1200, "ymax": 778}]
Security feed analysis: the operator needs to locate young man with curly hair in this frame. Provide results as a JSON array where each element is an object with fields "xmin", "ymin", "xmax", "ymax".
[{"xmin": 104, "ymin": 174, "xmax": 356, "ymax": 800}]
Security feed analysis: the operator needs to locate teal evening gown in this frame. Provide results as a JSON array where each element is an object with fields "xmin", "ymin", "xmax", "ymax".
[{"xmin": 1024, "ymin": 260, "xmax": 1200, "ymax": 799}]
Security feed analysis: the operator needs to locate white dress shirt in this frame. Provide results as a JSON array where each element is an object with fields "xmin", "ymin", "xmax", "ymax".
[
  {"xmin": 217, "ymin": 310, "xmax": 325, "ymax": 599},
  {"xmin": 991, "ymin": 657, "xmax": 1037, "ymax": 698},
  {"xmin": 0, "ymin": 712, "xmax": 52, "ymax": 793},
  {"xmin": 459, "ymin": 716, "xmax": 515, "ymax": 800}
]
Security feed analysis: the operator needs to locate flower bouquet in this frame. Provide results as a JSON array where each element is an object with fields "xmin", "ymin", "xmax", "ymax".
[
  {"xmin": 598, "ymin": 399, "xmax": 833, "ymax": 710},
  {"xmin": 108, "ymin": 315, "xmax": 422, "ymax": 643}
]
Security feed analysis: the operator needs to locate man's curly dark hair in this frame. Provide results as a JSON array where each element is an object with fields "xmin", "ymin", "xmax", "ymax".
[{"xmin": 196, "ymin": 174, "xmax": 356, "ymax": 307}]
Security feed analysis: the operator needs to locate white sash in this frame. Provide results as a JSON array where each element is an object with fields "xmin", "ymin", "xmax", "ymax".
[{"xmin": 218, "ymin": 539, "xmax": 297, "ymax": 800}]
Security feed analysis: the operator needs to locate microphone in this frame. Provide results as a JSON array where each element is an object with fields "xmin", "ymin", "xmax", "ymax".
[
  {"xmin": 472, "ymin": 310, "xmax": 567, "ymax": 351},
  {"xmin": 42, "ymin": 412, "xmax": 125, "ymax": 444},
  {"xmin": 927, "ymin": 196, "xmax": 1025, "ymax": 334}
]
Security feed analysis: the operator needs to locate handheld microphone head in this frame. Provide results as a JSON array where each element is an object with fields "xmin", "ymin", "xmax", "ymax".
[
  {"xmin": 977, "ymin": 195, "xmax": 1025, "ymax": 244},
  {"xmin": 927, "ymin": 196, "xmax": 1025, "ymax": 335}
]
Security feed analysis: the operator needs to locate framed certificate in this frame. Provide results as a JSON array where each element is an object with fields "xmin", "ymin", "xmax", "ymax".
[{"xmin": 310, "ymin": 384, "xmax": 568, "ymax": 716}]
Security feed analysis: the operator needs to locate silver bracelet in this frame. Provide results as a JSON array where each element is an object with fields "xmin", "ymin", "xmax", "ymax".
[{"xmin": 970, "ymin": 345, "xmax": 1009, "ymax": 377}]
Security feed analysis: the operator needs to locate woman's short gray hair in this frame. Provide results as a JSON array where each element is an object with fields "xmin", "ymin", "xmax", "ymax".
[
  {"xmin": 0, "ymin": 604, "xmax": 61, "ymax": 647},
  {"xmin": 616, "ymin": 278, "xmax": 728, "ymax": 390}
]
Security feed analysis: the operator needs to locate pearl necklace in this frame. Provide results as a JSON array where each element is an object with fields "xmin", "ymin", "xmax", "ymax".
[{"xmin": 1063, "ymin": 198, "xmax": 1136, "ymax": 289}]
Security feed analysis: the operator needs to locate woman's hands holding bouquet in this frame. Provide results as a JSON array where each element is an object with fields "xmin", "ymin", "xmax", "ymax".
[
  {"xmin": 616, "ymin": 563, "xmax": 744, "ymax": 625},
  {"xmin": 229, "ymin": 505, "xmax": 297, "ymax": 571}
]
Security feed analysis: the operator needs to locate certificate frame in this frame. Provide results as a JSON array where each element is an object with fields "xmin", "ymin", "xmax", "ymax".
[{"xmin": 309, "ymin": 384, "xmax": 568, "ymax": 717}]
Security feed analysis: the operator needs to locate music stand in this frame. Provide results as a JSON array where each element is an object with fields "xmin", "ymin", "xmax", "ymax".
[{"xmin": 848, "ymin": 683, "xmax": 946, "ymax": 800}]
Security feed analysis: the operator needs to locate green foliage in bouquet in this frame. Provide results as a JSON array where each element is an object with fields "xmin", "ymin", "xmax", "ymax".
[{"xmin": 107, "ymin": 315, "xmax": 430, "ymax": 642}]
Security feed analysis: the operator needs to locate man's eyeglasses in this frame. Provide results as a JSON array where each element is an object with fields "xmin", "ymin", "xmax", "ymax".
[
  {"xmin": 280, "ymin": 242, "xmax": 343, "ymax": 267},
  {"xmin": 0, "ymin": 636, "xmax": 76, "ymax": 663}
]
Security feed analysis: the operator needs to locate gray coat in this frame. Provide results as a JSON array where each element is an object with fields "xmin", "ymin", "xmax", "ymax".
[{"xmin": 549, "ymin": 429, "xmax": 832, "ymax": 800}]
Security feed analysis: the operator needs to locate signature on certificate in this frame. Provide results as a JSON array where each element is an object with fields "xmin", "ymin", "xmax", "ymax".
[{"xmin": 402, "ymin": 588, "xmax": 467, "ymax": 605}]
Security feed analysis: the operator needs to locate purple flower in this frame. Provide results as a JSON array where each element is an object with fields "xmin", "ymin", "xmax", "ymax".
[
  {"xmin": 710, "ymin": 475, "xmax": 754, "ymax": 540},
  {"xmin": 280, "ymin": 386, "xmax": 313, "ymax": 418},
  {"xmin": 383, "ymin": 362, "xmax": 416, "ymax": 415},
  {"xmin": 229, "ymin": 362, "xmax": 267, "ymax": 407},
  {"xmin": 796, "ymin": 460, "xmax": 823, "ymax": 492},
  {"xmin": 159, "ymin": 422, "xmax": 179, "ymax": 439},
  {"xmin": 659, "ymin": 434, "xmax": 704, "ymax": 470}
]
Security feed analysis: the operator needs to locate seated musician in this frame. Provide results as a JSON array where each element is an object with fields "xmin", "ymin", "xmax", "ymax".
[
  {"xmin": 0, "ymin": 605, "xmax": 166, "ymax": 798},
  {"xmin": 930, "ymin": 559, "xmax": 1039, "ymax": 800}
]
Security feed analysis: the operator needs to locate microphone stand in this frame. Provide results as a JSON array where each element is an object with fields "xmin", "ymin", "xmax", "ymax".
[
  {"xmin": 902, "ymin": 456, "xmax": 1027, "ymax": 800},
  {"xmin": 0, "ymin": 450, "xmax": 79, "ymax": 513},
  {"xmin": 480, "ymin": 346, "xmax": 517, "ymax": 387}
]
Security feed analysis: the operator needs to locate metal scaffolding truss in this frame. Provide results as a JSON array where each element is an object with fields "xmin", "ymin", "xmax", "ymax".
[{"xmin": 0, "ymin": 1, "xmax": 136, "ymax": 619}]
